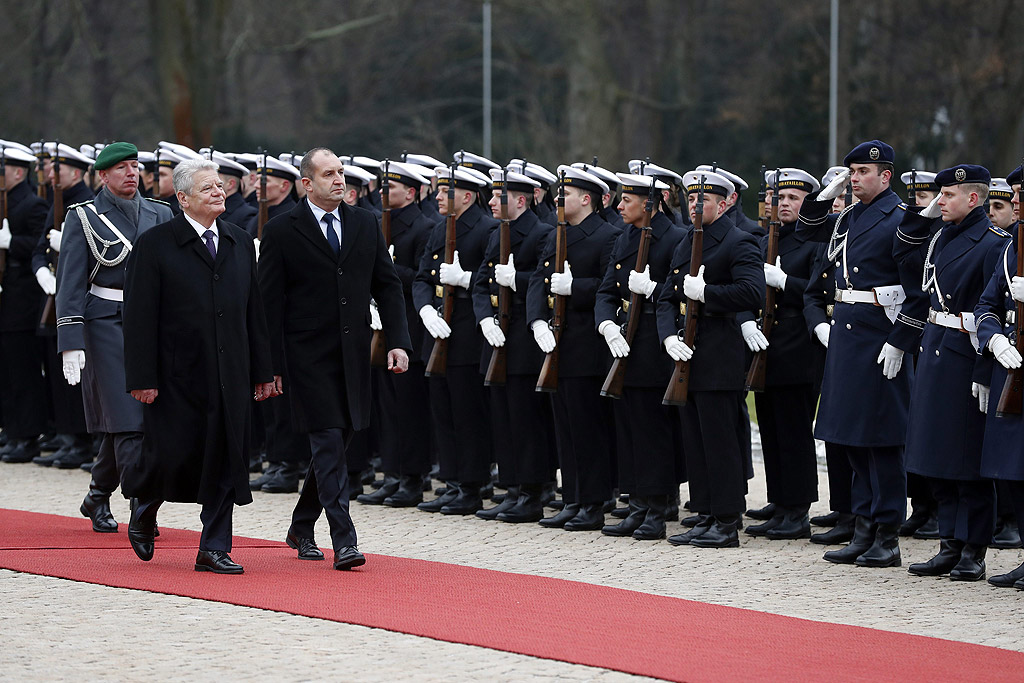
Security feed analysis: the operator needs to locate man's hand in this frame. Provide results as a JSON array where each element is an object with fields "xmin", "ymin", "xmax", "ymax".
[
  {"xmin": 818, "ymin": 168, "xmax": 851, "ymax": 201},
  {"xmin": 663, "ymin": 335, "xmax": 694, "ymax": 361},
  {"xmin": 439, "ymin": 250, "xmax": 472, "ymax": 289},
  {"xmin": 599, "ymin": 320, "xmax": 630, "ymax": 358},
  {"xmin": 740, "ymin": 320, "xmax": 769, "ymax": 352},
  {"xmin": 479, "ymin": 317, "xmax": 505, "ymax": 347},
  {"xmin": 876, "ymin": 342, "xmax": 905, "ymax": 379},
  {"xmin": 419, "ymin": 305, "xmax": 451, "ymax": 339},
  {"xmin": 550, "ymin": 262, "xmax": 572, "ymax": 296},
  {"xmin": 764, "ymin": 256, "xmax": 787, "ymax": 290},
  {"xmin": 131, "ymin": 389, "xmax": 158, "ymax": 404},
  {"xmin": 920, "ymin": 194, "xmax": 942, "ymax": 219},
  {"xmin": 369, "ymin": 303, "xmax": 382, "ymax": 330},
  {"xmin": 1010, "ymin": 276, "xmax": 1024, "ymax": 304},
  {"xmin": 683, "ymin": 265, "xmax": 707, "ymax": 303},
  {"xmin": 0, "ymin": 218, "xmax": 11, "ymax": 249},
  {"xmin": 532, "ymin": 320, "xmax": 556, "ymax": 353},
  {"xmin": 273, "ymin": 375, "xmax": 284, "ymax": 395},
  {"xmin": 494, "ymin": 252, "xmax": 517, "ymax": 291},
  {"xmin": 814, "ymin": 322, "xmax": 830, "ymax": 348},
  {"xmin": 989, "ymin": 334, "xmax": 1023, "ymax": 370},
  {"xmin": 972, "ymin": 383, "xmax": 990, "ymax": 414},
  {"xmin": 62, "ymin": 349, "xmax": 86, "ymax": 385},
  {"xmin": 35, "ymin": 267, "xmax": 56, "ymax": 295},
  {"xmin": 628, "ymin": 265, "xmax": 657, "ymax": 299},
  {"xmin": 254, "ymin": 381, "xmax": 279, "ymax": 402},
  {"xmin": 48, "ymin": 227, "xmax": 63, "ymax": 253},
  {"xmin": 387, "ymin": 348, "xmax": 409, "ymax": 374}
]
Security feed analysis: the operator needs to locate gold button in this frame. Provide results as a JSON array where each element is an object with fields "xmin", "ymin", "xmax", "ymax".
[
  {"xmin": 489, "ymin": 278, "xmax": 493, "ymax": 283},
  {"xmin": 433, "ymin": 254, "xmax": 439, "ymax": 260},
  {"xmin": 615, "ymin": 264, "xmax": 621, "ymax": 270},
  {"xmin": 430, "ymin": 269, "xmax": 436, "ymax": 275},
  {"xmin": 544, "ymin": 278, "xmax": 549, "ymax": 283},
  {"xmin": 822, "ymin": 273, "xmax": 827, "ymax": 279},
  {"xmin": 674, "ymin": 269, "xmax": 679, "ymax": 274},
  {"xmin": 488, "ymin": 262, "xmax": 493, "ymax": 267},
  {"xmin": 544, "ymin": 261, "xmax": 550, "ymax": 267},
  {"xmin": 674, "ymin": 285, "xmax": 678, "ymax": 291}
]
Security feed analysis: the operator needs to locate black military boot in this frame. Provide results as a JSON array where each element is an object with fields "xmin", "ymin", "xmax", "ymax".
[
  {"xmin": 990, "ymin": 518, "xmax": 1022, "ymax": 549},
  {"xmin": 53, "ymin": 443, "xmax": 95, "ymax": 469},
  {"xmin": 745, "ymin": 502, "xmax": 776, "ymax": 521},
  {"xmin": 823, "ymin": 516, "xmax": 876, "ymax": 564},
  {"xmin": 384, "ymin": 475, "xmax": 425, "ymax": 507},
  {"xmin": 262, "ymin": 461, "xmax": 303, "ymax": 493},
  {"xmin": 357, "ymin": 474, "xmax": 400, "ymax": 505},
  {"xmin": 949, "ymin": 544, "xmax": 987, "ymax": 581},
  {"xmin": 249, "ymin": 462, "xmax": 283, "ymax": 491},
  {"xmin": 417, "ymin": 482, "xmax": 460, "ymax": 512},
  {"xmin": 745, "ymin": 508, "xmax": 784, "ymax": 537},
  {"xmin": 540, "ymin": 481, "xmax": 559, "ymax": 508},
  {"xmin": 912, "ymin": 513, "xmax": 940, "ymax": 540},
  {"xmin": 440, "ymin": 482, "xmax": 484, "ymax": 515},
  {"xmin": 477, "ymin": 485, "xmax": 520, "ymax": 520},
  {"xmin": 899, "ymin": 505, "xmax": 931, "ymax": 536},
  {"xmin": 908, "ymin": 539, "xmax": 964, "ymax": 577},
  {"xmin": 668, "ymin": 515, "xmax": 713, "ymax": 545},
  {"xmin": 855, "ymin": 522, "xmax": 901, "ymax": 567},
  {"xmin": 989, "ymin": 561, "xmax": 1024, "ymax": 588},
  {"xmin": 810, "ymin": 513, "xmax": 856, "ymax": 545},
  {"xmin": 498, "ymin": 486, "xmax": 545, "ymax": 523},
  {"xmin": 690, "ymin": 515, "xmax": 741, "ymax": 548},
  {"xmin": 810, "ymin": 510, "xmax": 842, "ymax": 527},
  {"xmin": 602, "ymin": 497, "xmax": 647, "ymax": 537},
  {"xmin": 632, "ymin": 495, "xmax": 668, "ymax": 540},
  {"xmin": 539, "ymin": 503, "xmax": 580, "ymax": 529},
  {"xmin": 2, "ymin": 439, "xmax": 40, "ymax": 464},
  {"xmin": 766, "ymin": 506, "xmax": 811, "ymax": 540},
  {"xmin": 564, "ymin": 503, "xmax": 605, "ymax": 531},
  {"xmin": 80, "ymin": 482, "xmax": 118, "ymax": 533}
]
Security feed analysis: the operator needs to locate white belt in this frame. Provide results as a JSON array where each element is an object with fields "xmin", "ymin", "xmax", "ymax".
[
  {"xmin": 89, "ymin": 284, "xmax": 123, "ymax": 302},
  {"xmin": 834, "ymin": 285, "xmax": 906, "ymax": 307},
  {"xmin": 927, "ymin": 309, "xmax": 977, "ymax": 333}
]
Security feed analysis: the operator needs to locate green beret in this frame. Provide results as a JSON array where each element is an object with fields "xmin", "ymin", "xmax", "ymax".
[{"xmin": 93, "ymin": 142, "xmax": 139, "ymax": 171}]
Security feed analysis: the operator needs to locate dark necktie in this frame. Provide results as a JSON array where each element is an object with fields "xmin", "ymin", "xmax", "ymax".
[
  {"xmin": 202, "ymin": 229, "xmax": 217, "ymax": 259},
  {"xmin": 323, "ymin": 213, "xmax": 339, "ymax": 255}
]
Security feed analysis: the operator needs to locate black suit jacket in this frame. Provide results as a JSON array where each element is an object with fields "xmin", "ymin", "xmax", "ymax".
[{"xmin": 258, "ymin": 199, "xmax": 411, "ymax": 432}]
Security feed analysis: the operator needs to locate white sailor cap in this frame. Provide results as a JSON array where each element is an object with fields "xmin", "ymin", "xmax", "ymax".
[
  {"xmin": 435, "ymin": 165, "xmax": 490, "ymax": 190},
  {"xmin": 0, "ymin": 139, "xmax": 36, "ymax": 157},
  {"xmin": 211, "ymin": 151, "xmax": 249, "ymax": 177},
  {"xmin": 255, "ymin": 154, "xmax": 301, "ymax": 181},
  {"xmin": 695, "ymin": 164, "xmax": 747, "ymax": 191},
  {"xmin": 137, "ymin": 151, "xmax": 157, "ymax": 170},
  {"xmin": 641, "ymin": 162, "xmax": 684, "ymax": 188},
  {"xmin": 454, "ymin": 151, "xmax": 499, "ymax": 172},
  {"xmin": 508, "ymin": 159, "xmax": 557, "ymax": 188},
  {"xmin": 616, "ymin": 173, "xmax": 670, "ymax": 195},
  {"xmin": 342, "ymin": 164, "xmax": 376, "ymax": 186},
  {"xmin": 820, "ymin": 166, "xmax": 847, "ymax": 187},
  {"xmin": 227, "ymin": 153, "xmax": 260, "ymax": 170},
  {"xmin": 899, "ymin": 170, "xmax": 938, "ymax": 192},
  {"xmin": 406, "ymin": 163, "xmax": 436, "ymax": 179},
  {"xmin": 153, "ymin": 149, "xmax": 186, "ymax": 168},
  {"xmin": 571, "ymin": 162, "xmax": 619, "ymax": 190},
  {"xmin": 79, "ymin": 144, "xmax": 98, "ymax": 160},
  {"xmin": 381, "ymin": 160, "xmax": 430, "ymax": 188},
  {"xmin": 30, "ymin": 141, "xmax": 45, "ymax": 156},
  {"xmin": 43, "ymin": 142, "xmax": 93, "ymax": 169},
  {"xmin": 773, "ymin": 168, "xmax": 820, "ymax": 194},
  {"xmin": 338, "ymin": 155, "xmax": 379, "ymax": 171},
  {"xmin": 404, "ymin": 153, "xmax": 445, "ymax": 169},
  {"xmin": 682, "ymin": 170, "xmax": 736, "ymax": 197},
  {"xmin": 488, "ymin": 167, "xmax": 540, "ymax": 193},
  {"xmin": 278, "ymin": 152, "xmax": 304, "ymax": 168},
  {"xmin": 158, "ymin": 141, "xmax": 202, "ymax": 161},
  {"xmin": 558, "ymin": 164, "xmax": 609, "ymax": 195},
  {"xmin": 989, "ymin": 177, "xmax": 1014, "ymax": 202},
  {"xmin": 0, "ymin": 146, "xmax": 37, "ymax": 167}
]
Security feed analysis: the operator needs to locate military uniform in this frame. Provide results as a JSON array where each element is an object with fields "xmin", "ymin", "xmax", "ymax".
[{"xmin": 221, "ymin": 189, "xmax": 257, "ymax": 230}]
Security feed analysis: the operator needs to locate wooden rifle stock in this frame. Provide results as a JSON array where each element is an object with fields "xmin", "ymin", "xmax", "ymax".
[
  {"xmin": 997, "ymin": 215, "xmax": 1024, "ymax": 417},
  {"xmin": 40, "ymin": 141, "xmax": 62, "ymax": 327},
  {"xmin": 536, "ymin": 172, "xmax": 566, "ymax": 393},
  {"xmin": 485, "ymin": 169, "xmax": 511, "ymax": 386},
  {"xmin": 745, "ymin": 169, "xmax": 781, "ymax": 392},
  {"xmin": 257, "ymin": 148, "xmax": 268, "ymax": 241},
  {"xmin": 663, "ymin": 178, "xmax": 705, "ymax": 406},
  {"xmin": 425, "ymin": 165, "xmax": 458, "ymax": 377},
  {"xmin": 35, "ymin": 141, "xmax": 46, "ymax": 198},
  {"xmin": 370, "ymin": 159, "xmax": 392, "ymax": 368}
]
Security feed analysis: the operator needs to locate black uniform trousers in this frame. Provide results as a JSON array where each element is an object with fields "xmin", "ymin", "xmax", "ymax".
[
  {"xmin": 290, "ymin": 427, "xmax": 357, "ymax": 550},
  {"xmin": 824, "ymin": 442, "xmax": 853, "ymax": 514},
  {"xmin": 377, "ymin": 362, "xmax": 432, "ymax": 476},
  {"xmin": 551, "ymin": 377, "xmax": 614, "ymax": 505},
  {"xmin": 504, "ymin": 375, "xmax": 555, "ymax": 486},
  {"xmin": 42, "ymin": 335, "xmax": 88, "ymax": 437},
  {"xmin": 428, "ymin": 367, "xmax": 491, "ymax": 484},
  {"xmin": 0, "ymin": 331, "xmax": 47, "ymax": 439},
  {"xmin": 680, "ymin": 391, "xmax": 747, "ymax": 517},
  {"xmin": 488, "ymin": 384, "xmax": 514, "ymax": 484},
  {"xmin": 839, "ymin": 444, "xmax": 906, "ymax": 525},
  {"xmin": 262, "ymin": 394, "xmax": 311, "ymax": 465},
  {"xmin": 930, "ymin": 478, "xmax": 995, "ymax": 546},
  {"xmin": 754, "ymin": 384, "xmax": 819, "ymax": 507},
  {"xmin": 614, "ymin": 388, "xmax": 679, "ymax": 496},
  {"xmin": 92, "ymin": 431, "xmax": 144, "ymax": 495}
]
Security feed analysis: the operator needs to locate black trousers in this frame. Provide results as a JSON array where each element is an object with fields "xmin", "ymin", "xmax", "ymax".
[
  {"xmin": 137, "ymin": 476, "xmax": 235, "ymax": 552},
  {"xmin": 262, "ymin": 394, "xmax": 311, "ymax": 465},
  {"xmin": 824, "ymin": 441, "xmax": 853, "ymax": 514},
  {"xmin": 503, "ymin": 375, "xmax": 555, "ymax": 486},
  {"xmin": 93, "ymin": 431, "xmax": 143, "ymax": 496},
  {"xmin": 428, "ymin": 366, "xmax": 491, "ymax": 484},
  {"xmin": 839, "ymin": 443, "xmax": 906, "ymax": 525},
  {"xmin": 754, "ymin": 384, "xmax": 819, "ymax": 508},
  {"xmin": 488, "ymin": 384, "xmax": 514, "ymax": 483},
  {"xmin": 0, "ymin": 330, "xmax": 47, "ymax": 438},
  {"xmin": 290, "ymin": 427, "xmax": 357, "ymax": 550},
  {"xmin": 551, "ymin": 377, "xmax": 614, "ymax": 505},
  {"xmin": 680, "ymin": 391, "xmax": 747, "ymax": 517},
  {"xmin": 613, "ymin": 387, "xmax": 679, "ymax": 497},
  {"xmin": 930, "ymin": 477, "xmax": 996, "ymax": 546},
  {"xmin": 377, "ymin": 362, "xmax": 431, "ymax": 476},
  {"xmin": 42, "ymin": 335, "xmax": 88, "ymax": 436}
]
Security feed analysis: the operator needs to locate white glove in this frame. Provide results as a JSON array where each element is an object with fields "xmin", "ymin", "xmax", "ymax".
[
  {"xmin": 763, "ymin": 256, "xmax": 787, "ymax": 290},
  {"xmin": 494, "ymin": 252, "xmax": 517, "ymax": 291},
  {"xmin": 62, "ymin": 349, "xmax": 86, "ymax": 386},
  {"xmin": 369, "ymin": 303, "xmax": 382, "ymax": 331},
  {"xmin": 253, "ymin": 238, "xmax": 261, "ymax": 260},
  {"xmin": 628, "ymin": 265, "xmax": 657, "ymax": 299},
  {"xmin": 0, "ymin": 218, "xmax": 11, "ymax": 249},
  {"xmin": 740, "ymin": 320, "xmax": 769, "ymax": 352},
  {"xmin": 818, "ymin": 168, "xmax": 851, "ymax": 201},
  {"xmin": 920, "ymin": 194, "xmax": 942, "ymax": 219},
  {"xmin": 663, "ymin": 335, "xmax": 694, "ymax": 361},
  {"xmin": 876, "ymin": 342, "xmax": 905, "ymax": 379},
  {"xmin": 439, "ymin": 250, "xmax": 472, "ymax": 289},
  {"xmin": 419, "ymin": 305, "xmax": 451, "ymax": 340},
  {"xmin": 479, "ymin": 317, "xmax": 505, "ymax": 347},
  {"xmin": 388, "ymin": 244, "xmax": 395, "ymax": 261},
  {"xmin": 1010, "ymin": 276, "xmax": 1024, "ymax": 304},
  {"xmin": 989, "ymin": 334, "xmax": 1023, "ymax": 369},
  {"xmin": 972, "ymin": 383, "xmax": 990, "ymax": 414},
  {"xmin": 34, "ymin": 267, "xmax": 56, "ymax": 296},
  {"xmin": 598, "ymin": 320, "xmax": 630, "ymax": 358},
  {"xmin": 532, "ymin": 320, "xmax": 556, "ymax": 353},
  {"xmin": 814, "ymin": 322, "xmax": 830, "ymax": 348},
  {"xmin": 550, "ymin": 262, "xmax": 572, "ymax": 296},
  {"xmin": 48, "ymin": 226, "xmax": 63, "ymax": 253},
  {"xmin": 683, "ymin": 265, "xmax": 706, "ymax": 303}
]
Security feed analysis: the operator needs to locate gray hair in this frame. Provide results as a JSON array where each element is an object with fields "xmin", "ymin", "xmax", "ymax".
[
  {"xmin": 300, "ymin": 147, "xmax": 335, "ymax": 180},
  {"xmin": 173, "ymin": 158, "xmax": 219, "ymax": 195}
]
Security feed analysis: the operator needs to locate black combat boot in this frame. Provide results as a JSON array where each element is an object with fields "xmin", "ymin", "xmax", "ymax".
[
  {"xmin": 603, "ymin": 497, "xmax": 647, "ymax": 537},
  {"xmin": 949, "ymin": 544, "xmax": 986, "ymax": 581},
  {"xmin": 765, "ymin": 506, "xmax": 811, "ymax": 540},
  {"xmin": 632, "ymin": 495, "xmax": 668, "ymax": 540},
  {"xmin": 357, "ymin": 474, "xmax": 400, "ymax": 505},
  {"xmin": 80, "ymin": 481, "xmax": 118, "ymax": 533},
  {"xmin": 498, "ymin": 485, "xmax": 545, "ymax": 523},
  {"xmin": 477, "ymin": 485, "xmax": 520, "ymax": 520},
  {"xmin": 855, "ymin": 522, "xmax": 901, "ymax": 567},
  {"xmin": 383, "ymin": 475, "xmax": 425, "ymax": 507},
  {"xmin": 810, "ymin": 513, "xmax": 856, "ymax": 545},
  {"xmin": 908, "ymin": 539, "xmax": 964, "ymax": 577},
  {"xmin": 823, "ymin": 516, "xmax": 876, "ymax": 564}
]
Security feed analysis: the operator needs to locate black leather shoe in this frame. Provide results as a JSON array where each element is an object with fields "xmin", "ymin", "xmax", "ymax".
[
  {"xmin": 37, "ymin": 434, "xmax": 64, "ymax": 452},
  {"xmin": 333, "ymin": 546, "xmax": 366, "ymax": 570},
  {"xmin": 250, "ymin": 463, "xmax": 283, "ymax": 490},
  {"xmin": 855, "ymin": 522, "xmax": 901, "ymax": 567},
  {"xmin": 2, "ymin": 440, "xmax": 40, "ymax": 464},
  {"xmin": 765, "ymin": 508, "xmax": 811, "ymax": 540},
  {"xmin": 990, "ymin": 520, "xmax": 1022, "ymax": 549},
  {"xmin": 261, "ymin": 462, "xmax": 303, "ymax": 494},
  {"xmin": 497, "ymin": 487, "xmax": 545, "ymax": 524},
  {"xmin": 286, "ymin": 532, "xmax": 325, "ymax": 560},
  {"xmin": 810, "ymin": 510, "xmax": 842, "ymax": 527},
  {"xmin": 563, "ymin": 503, "xmax": 605, "ymax": 531},
  {"xmin": 668, "ymin": 515, "xmax": 713, "ymax": 545},
  {"xmin": 603, "ymin": 498, "xmax": 647, "ymax": 537},
  {"xmin": 949, "ymin": 544, "xmax": 986, "ymax": 581},
  {"xmin": 745, "ymin": 513, "xmax": 783, "ymax": 537},
  {"xmin": 357, "ymin": 474, "xmax": 400, "ymax": 505},
  {"xmin": 440, "ymin": 483, "xmax": 483, "ymax": 515},
  {"xmin": 539, "ymin": 503, "xmax": 580, "ymax": 528},
  {"xmin": 632, "ymin": 496, "xmax": 668, "ymax": 540},
  {"xmin": 690, "ymin": 517, "xmax": 741, "ymax": 548},
  {"xmin": 745, "ymin": 503, "xmax": 776, "ymax": 521},
  {"xmin": 195, "ymin": 550, "xmax": 244, "ymax": 574},
  {"xmin": 127, "ymin": 498, "xmax": 158, "ymax": 562},
  {"xmin": 681, "ymin": 514, "xmax": 702, "ymax": 528},
  {"xmin": 540, "ymin": 481, "xmax": 558, "ymax": 508},
  {"xmin": 899, "ymin": 506, "xmax": 932, "ymax": 536},
  {"xmin": 823, "ymin": 516, "xmax": 876, "ymax": 564},
  {"xmin": 908, "ymin": 539, "xmax": 964, "ymax": 577},
  {"xmin": 990, "ymin": 561, "xmax": 1024, "ymax": 588},
  {"xmin": 33, "ymin": 447, "xmax": 68, "ymax": 467},
  {"xmin": 912, "ymin": 514, "xmax": 940, "ymax": 540},
  {"xmin": 53, "ymin": 447, "xmax": 93, "ymax": 469},
  {"xmin": 609, "ymin": 506, "xmax": 630, "ymax": 519},
  {"xmin": 80, "ymin": 483, "xmax": 118, "ymax": 533},
  {"xmin": 810, "ymin": 513, "xmax": 855, "ymax": 545},
  {"xmin": 384, "ymin": 475, "xmax": 425, "ymax": 507},
  {"xmin": 478, "ymin": 486, "xmax": 520, "ymax": 520},
  {"xmin": 418, "ymin": 484, "xmax": 460, "ymax": 513}
]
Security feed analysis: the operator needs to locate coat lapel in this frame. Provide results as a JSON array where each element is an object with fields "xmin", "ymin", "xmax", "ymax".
[
  {"xmin": 337, "ymin": 202, "xmax": 362, "ymax": 264},
  {"xmin": 169, "ymin": 213, "xmax": 215, "ymax": 269},
  {"xmin": 292, "ymin": 200, "xmax": 338, "ymax": 262}
]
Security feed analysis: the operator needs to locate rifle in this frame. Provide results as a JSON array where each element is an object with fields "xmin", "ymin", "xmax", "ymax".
[
  {"xmin": 601, "ymin": 176, "xmax": 657, "ymax": 399},
  {"xmin": 0, "ymin": 144, "xmax": 7, "ymax": 295},
  {"xmin": 257, "ymin": 147, "xmax": 268, "ymax": 241},
  {"xmin": 35, "ymin": 140, "xmax": 46, "ymax": 199},
  {"xmin": 663, "ymin": 175, "xmax": 706, "ymax": 406},
  {"xmin": 39, "ymin": 140, "xmax": 62, "ymax": 327},
  {"xmin": 745, "ymin": 170, "xmax": 782, "ymax": 393},
  {"xmin": 484, "ymin": 167, "xmax": 511, "ymax": 386},
  {"xmin": 424, "ymin": 163, "xmax": 458, "ymax": 377},
  {"xmin": 997, "ymin": 170, "xmax": 1024, "ymax": 417},
  {"xmin": 369, "ymin": 159, "xmax": 391, "ymax": 368},
  {"xmin": 908, "ymin": 168, "xmax": 917, "ymax": 207},
  {"xmin": 845, "ymin": 180, "xmax": 853, "ymax": 209},
  {"xmin": 536, "ymin": 171, "xmax": 568, "ymax": 393},
  {"xmin": 757, "ymin": 164, "xmax": 767, "ymax": 227}
]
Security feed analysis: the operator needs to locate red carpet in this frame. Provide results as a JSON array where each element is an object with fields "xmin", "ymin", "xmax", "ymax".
[{"xmin": 1, "ymin": 508, "xmax": 1021, "ymax": 682}]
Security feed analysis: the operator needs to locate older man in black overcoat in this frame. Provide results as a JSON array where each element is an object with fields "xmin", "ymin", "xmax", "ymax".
[{"xmin": 123, "ymin": 158, "xmax": 276, "ymax": 574}]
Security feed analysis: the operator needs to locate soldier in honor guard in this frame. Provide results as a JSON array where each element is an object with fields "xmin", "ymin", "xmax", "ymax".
[
  {"xmin": 737, "ymin": 168, "xmax": 825, "ymax": 540},
  {"xmin": 595, "ymin": 172, "xmax": 684, "ymax": 540},
  {"xmin": 212, "ymin": 152, "xmax": 257, "ymax": 230},
  {"xmin": 637, "ymin": 161, "xmax": 685, "ymax": 226},
  {"xmin": 413, "ymin": 165, "xmax": 496, "ymax": 515},
  {"xmin": 137, "ymin": 151, "xmax": 157, "ymax": 198},
  {"xmin": 340, "ymin": 163, "xmax": 378, "ymax": 214},
  {"xmin": 528, "ymin": 165, "xmax": 621, "ymax": 529},
  {"xmin": 797, "ymin": 140, "xmax": 928, "ymax": 568},
  {"xmin": 696, "ymin": 164, "xmax": 764, "ymax": 237},
  {"xmin": 509, "ymin": 159, "xmax": 558, "ymax": 227},
  {"xmin": 244, "ymin": 155, "xmax": 299, "ymax": 239},
  {"xmin": 54, "ymin": 142, "xmax": 174, "ymax": 531},
  {"xmin": 339, "ymin": 155, "xmax": 383, "ymax": 214},
  {"xmin": 473, "ymin": 166, "xmax": 555, "ymax": 523},
  {"xmin": 154, "ymin": 143, "xmax": 197, "ymax": 215},
  {"xmin": 899, "ymin": 165, "xmax": 1008, "ymax": 582},
  {"xmin": 0, "ymin": 146, "xmax": 48, "ymax": 465},
  {"xmin": 404, "ymin": 153, "xmax": 444, "ymax": 221},
  {"xmin": 988, "ymin": 178, "xmax": 1017, "ymax": 231},
  {"xmin": 572, "ymin": 162, "xmax": 624, "ymax": 228},
  {"xmin": 657, "ymin": 170, "xmax": 764, "ymax": 548}
]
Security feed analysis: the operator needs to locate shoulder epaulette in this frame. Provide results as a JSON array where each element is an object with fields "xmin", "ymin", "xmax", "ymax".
[
  {"xmin": 145, "ymin": 197, "xmax": 170, "ymax": 206},
  {"xmin": 66, "ymin": 199, "xmax": 95, "ymax": 210},
  {"xmin": 897, "ymin": 202, "xmax": 908, "ymax": 211},
  {"xmin": 989, "ymin": 225, "xmax": 1011, "ymax": 238}
]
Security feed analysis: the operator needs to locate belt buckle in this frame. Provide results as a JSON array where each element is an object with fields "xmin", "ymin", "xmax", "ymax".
[
  {"xmin": 833, "ymin": 289, "xmax": 842, "ymax": 303},
  {"xmin": 1009, "ymin": 310, "xmax": 1017, "ymax": 326},
  {"xmin": 679, "ymin": 302, "xmax": 687, "ymax": 317},
  {"xmin": 435, "ymin": 285, "xmax": 444, "ymax": 299},
  {"xmin": 621, "ymin": 299, "xmax": 630, "ymax": 313},
  {"xmin": 547, "ymin": 296, "xmax": 554, "ymax": 310},
  {"xmin": 490, "ymin": 294, "xmax": 498, "ymax": 308},
  {"xmin": 825, "ymin": 304, "xmax": 834, "ymax": 318}
]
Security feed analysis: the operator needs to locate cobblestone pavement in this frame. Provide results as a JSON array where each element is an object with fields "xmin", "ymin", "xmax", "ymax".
[{"xmin": 2, "ymin": 446, "xmax": 1023, "ymax": 681}]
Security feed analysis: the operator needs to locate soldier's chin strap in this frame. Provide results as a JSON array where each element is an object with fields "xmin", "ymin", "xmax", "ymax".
[{"xmin": 76, "ymin": 204, "xmax": 132, "ymax": 283}]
